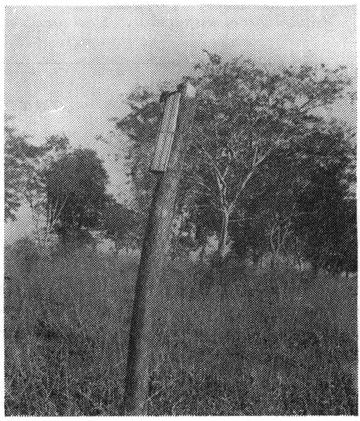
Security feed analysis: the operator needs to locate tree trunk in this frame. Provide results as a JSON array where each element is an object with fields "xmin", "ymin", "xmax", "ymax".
[
  {"xmin": 214, "ymin": 208, "xmax": 230, "ymax": 267},
  {"xmin": 123, "ymin": 83, "xmax": 197, "ymax": 415},
  {"xmin": 270, "ymin": 253, "xmax": 276, "ymax": 269},
  {"xmin": 253, "ymin": 250, "xmax": 260, "ymax": 268},
  {"xmin": 198, "ymin": 243, "xmax": 206, "ymax": 263},
  {"xmin": 311, "ymin": 261, "xmax": 319, "ymax": 279},
  {"xmin": 113, "ymin": 241, "xmax": 120, "ymax": 256},
  {"xmin": 219, "ymin": 209, "xmax": 230, "ymax": 258}
]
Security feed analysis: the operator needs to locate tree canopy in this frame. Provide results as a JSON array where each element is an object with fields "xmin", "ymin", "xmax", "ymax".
[
  {"xmin": 114, "ymin": 54, "xmax": 355, "ymax": 271},
  {"xmin": 44, "ymin": 148, "xmax": 111, "ymax": 245}
]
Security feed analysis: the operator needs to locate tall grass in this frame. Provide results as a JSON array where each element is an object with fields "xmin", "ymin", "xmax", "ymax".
[{"xmin": 4, "ymin": 248, "xmax": 358, "ymax": 415}]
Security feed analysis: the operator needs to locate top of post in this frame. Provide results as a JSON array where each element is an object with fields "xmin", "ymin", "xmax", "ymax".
[
  {"xmin": 183, "ymin": 81, "xmax": 196, "ymax": 98},
  {"xmin": 177, "ymin": 80, "xmax": 196, "ymax": 99}
]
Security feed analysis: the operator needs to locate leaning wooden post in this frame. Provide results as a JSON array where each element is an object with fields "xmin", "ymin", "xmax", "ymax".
[{"xmin": 123, "ymin": 81, "xmax": 197, "ymax": 415}]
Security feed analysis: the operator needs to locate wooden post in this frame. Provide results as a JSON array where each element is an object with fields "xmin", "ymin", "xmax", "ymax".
[{"xmin": 123, "ymin": 81, "xmax": 197, "ymax": 415}]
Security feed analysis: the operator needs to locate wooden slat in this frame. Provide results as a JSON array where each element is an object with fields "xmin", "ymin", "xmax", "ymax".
[
  {"xmin": 158, "ymin": 133, "xmax": 174, "ymax": 171},
  {"xmin": 167, "ymin": 92, "xmax": 181, "ymax": 132},
  {"xmin": 159, "ymin": 95, "xmax": 173, "ymax": 132},
  {"xmin": 151, "ymin": 132, "xmax": 167, "ymax": 171},
  {"xmin": 150, "ymin": 92, "xmax": 181, "ymax": 172}
]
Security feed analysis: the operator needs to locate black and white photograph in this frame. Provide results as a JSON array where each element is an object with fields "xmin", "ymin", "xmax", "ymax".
[{"xmin": 3, "ymin": 4, "xmax": 357, "ymax": 415}]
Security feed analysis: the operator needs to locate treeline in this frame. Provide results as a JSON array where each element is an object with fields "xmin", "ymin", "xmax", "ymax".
[{"xmin": 5, "ymin": 53, "xmax": 356, "ymax": 276}]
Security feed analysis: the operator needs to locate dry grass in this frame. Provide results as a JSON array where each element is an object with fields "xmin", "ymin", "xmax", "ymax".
[{"xmin": 4, "ymin": 247, "xmax": 358, "ymax": 415}]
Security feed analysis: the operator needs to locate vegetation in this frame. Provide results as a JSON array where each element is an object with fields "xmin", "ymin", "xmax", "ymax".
[
  {"xmin": 4, "ymin": 248, "xmax": 357, "ymax": 415},
  {"xmin": 4, "ymin": 52, "xmax": 357, "ymax": 415},
  {"xmin": 44, "ymin": 148, "xmax": 111, "ymax": 249},
  {"xmin": 115, "ymin": 55, "xmax": 355, "ymax": 271},
  {"xmin": 101, "ymin": 202, "xmax": 140, "ymax": 255}
]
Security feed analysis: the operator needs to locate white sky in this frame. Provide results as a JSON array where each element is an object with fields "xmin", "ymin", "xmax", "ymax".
[{"xmin": 4, "ymin": 5, "xmax": 357, "ymax": 242}]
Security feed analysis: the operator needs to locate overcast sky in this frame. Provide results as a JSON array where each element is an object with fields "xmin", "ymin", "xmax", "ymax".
[{"xmin": 4, "ymin": 5, "xmax": 356, "ymax": 242}]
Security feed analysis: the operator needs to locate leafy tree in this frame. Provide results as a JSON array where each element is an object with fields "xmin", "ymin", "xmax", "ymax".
[
  {"xmin": 231, "ymin": 122, "xmax": 355, "ymax": 270},
  {"xmin": 43, "ymin": 148, "xmax": 111, "ymax": 247},
  {"xmin": 231, "ymin": 201, "xmax": 269, "ymax": 266},
  {"xmin": 22, "ymin": 135, "xmax": 71, "ymax": 248},
  {"xmin": 4, "ymin": 118, "xmax": 111, "ymax": 251},
  {"xmin": 292, "ymin": 123, "xmax": 355, "ymax": 275},
  {"xmin": 114, "ymin": 54, "xmax": 353, "ymax": 267},
  {"xmin": 4, "ymin": 116, "xmax": 46, "ymax": 221},
  {"xmin": 231, "ymin": 145, "xmax": 296, "ymax": 266},
  {"xmin": 102, "ymin": 202, "xmax": 140, "ymax": 254},
  {"xmin": 186, "ymin": 56, "xmax": 352, "ymax": 265},
  {"xmin": 4, "ymin": 117, "xmax": 73, "ymax": 250},
  {"xmin": 295, "ymin": 166, "xmax": 354, "ymax": 275}
]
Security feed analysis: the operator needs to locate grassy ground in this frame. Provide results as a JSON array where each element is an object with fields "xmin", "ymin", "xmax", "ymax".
[{"xmin": 4, "ymin": 247, "xmax": 358, "ymax": 415}]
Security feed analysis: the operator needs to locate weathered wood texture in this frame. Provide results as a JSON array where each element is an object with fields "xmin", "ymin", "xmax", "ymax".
[
  {"xmin": 123, "ymin": 82, "xmax": 197, "ymax": 415},
  {"xmin": 150, "ymin": 92, "xmax": 181, "ymax": 172}
]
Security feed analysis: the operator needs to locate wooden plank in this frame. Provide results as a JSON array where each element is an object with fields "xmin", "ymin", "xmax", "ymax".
[{"xmin": 150, "ymin": 92, "xmax": 181, "ymax": 172}]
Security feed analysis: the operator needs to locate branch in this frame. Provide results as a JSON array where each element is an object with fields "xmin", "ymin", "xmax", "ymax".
[
  {"xmin": 222, "ymin": 160, "xmax": 231, "ymax": 179},
  {"xmin": 49, "ymin": 194, "xmax": 69, "ymax": 232},
  {"xmin": 252, "ymin": 142, "xmax": 259, "ymax": 168},
  {"xmin": 186, "ymin": 174, "xmax": 215, "ymax": 196},
  {"xmin": 194, "ymin": 141, "xmax": 227, "ymax": 201},
  {"xmin": 229, "ymin": 147, "xmax": 273, "ymax": 213}
]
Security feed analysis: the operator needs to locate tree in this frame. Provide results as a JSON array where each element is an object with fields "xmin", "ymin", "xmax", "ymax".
[
  {"xmin": 231, "ymin": 199, "xmax": 270, "ymax": 266},
  {"xmin": 43, "ymin": 148, "xmax": 111, "ymax": 247},
  {"xmin": 4, "ymin": 117, "xmax": 73, "ymax": 250},
  {"xmin": 291, "ymin": 121, "xmax": 355, "ymax": 275},
  {"xmin": 22, "ymin": 135, "xmax": 71, "ymax": 249},
  {"xmin": 115, "ymin": 55, "xmax": 352, "ymax": 267},
  {"xmin": 186, "ymin": 56, "xmax": 352, "ymax": 265},
  {"xmin": 231, "ymin": 121, "xmax": 355, "ymax": 271},
  {"xmin": 102, "ymin": 202, "xmax": 140, "ymax": 254},
  {"xmin": 4, "ymin": 116, "xmax": 47, "ymax": 222},
  {"xmin": 294, "ymin": 158, "xmax": 355, "ymax": 275}
]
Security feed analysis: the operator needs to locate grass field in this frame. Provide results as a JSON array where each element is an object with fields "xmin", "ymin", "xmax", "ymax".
[{"xmin": 4, "ymin": 246, "xmax": 358, "ymax": 415}]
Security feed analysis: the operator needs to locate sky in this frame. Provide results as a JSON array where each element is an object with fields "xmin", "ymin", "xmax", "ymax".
[{"xmin": 4, "ymin": 5, "xmax": 357, "ymax": 242}]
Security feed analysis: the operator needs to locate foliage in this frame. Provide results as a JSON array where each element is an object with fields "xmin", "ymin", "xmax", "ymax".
[
  {"xmin": 231, "ymin": 122, "xmax": 355, "ymax": 269},
  {"xmin": 4, "ymin": 116, "xmax": 52, "ymax": 222},
  {"xmin": 4, "ymin": 120, "xmax": 111, "ymax": 251},
  {"xmin": 102, "ymin": 202, "xmax": 140, "ymax": 254},
  {"xmin": 4, "ymin": 116, "xmax": 73, "ymax": 248},
  {"xmin": 294, "ymin": 166, "xmax": 356, "ymax": 275},
  {"xmin": 114, "ymin": 54, "xmax": 354, "ymax": 268},
  {"xmin": 43, "ymin": 148, "xmax": 111, "ymax": 245},
  {"xmin": 186, "ymin": 56, "xmax": 352, "ymax": 262},
  {"xmin": 23, "ymin": 135, "xmax": 71, "ymax": 248},
  {"xmin": 291, "ymin": 122, "xmax": 356, "ymax": 274}
]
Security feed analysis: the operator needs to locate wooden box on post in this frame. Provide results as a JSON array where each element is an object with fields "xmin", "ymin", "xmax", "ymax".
[{"xmin": 150, "ymin": 91, "xmax": 181, "ymax": 172}]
